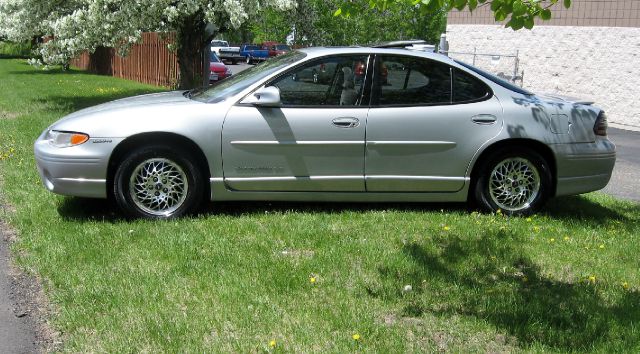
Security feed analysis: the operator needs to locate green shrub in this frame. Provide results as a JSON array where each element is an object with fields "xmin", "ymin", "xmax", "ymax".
[{"xmin": 0, "ymin": 40, "xmax": 33, "ymax": 58}]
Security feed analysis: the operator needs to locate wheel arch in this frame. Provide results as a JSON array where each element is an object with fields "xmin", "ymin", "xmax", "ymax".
[
  {"xmin": 468, "ymin": 138, "xmax": 557, "ymax": 200},
  {"xmin": 107, "ymin": 132, "xmax": 211, "ymax": 198}
]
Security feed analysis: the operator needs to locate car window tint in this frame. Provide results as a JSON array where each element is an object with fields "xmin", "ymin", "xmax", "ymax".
[
  {"xmin": 453, "ymin": 68, "xmax": 491, "ymax": 103},
  {"xmin": 269, "ymin": 55, "xmax": 369, "ymax": 107},
  {"xmin": 374, "ymin": 56, "xmax": 452, "ymax": 106}
]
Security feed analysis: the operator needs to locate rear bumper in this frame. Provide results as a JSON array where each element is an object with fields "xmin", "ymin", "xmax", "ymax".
[{"xmin": 553, "ymin": 139, "xmax": 616, "ymax": 196}]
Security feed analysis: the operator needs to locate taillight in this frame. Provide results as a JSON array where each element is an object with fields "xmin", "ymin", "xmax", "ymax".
[{"xmin": 594, "ymin": 111, "xmax": 608, "ymax": 136}]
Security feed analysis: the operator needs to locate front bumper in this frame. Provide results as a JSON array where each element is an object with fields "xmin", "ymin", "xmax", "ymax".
[
  {"xmin": 34, "ymin": 132, "xmax": 122, "ymax": 199},
  {"xmin": 553, "ymin": 138, "xmax": 616, "ymax": 196}
]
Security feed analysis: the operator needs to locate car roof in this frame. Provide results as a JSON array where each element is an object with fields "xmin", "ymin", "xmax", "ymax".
[{"xmin": 297, "ymin": 46, "xmax": 456, "ymax": 65}]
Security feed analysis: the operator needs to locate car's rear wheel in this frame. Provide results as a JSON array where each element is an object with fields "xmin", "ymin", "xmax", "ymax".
[
  {"xmin": 474, "ymin": 147, "xmax": 551, "ymax": 215},
  {"xmin": 114, "ymin": 146, "xmax": 204, "ymax": 219}
]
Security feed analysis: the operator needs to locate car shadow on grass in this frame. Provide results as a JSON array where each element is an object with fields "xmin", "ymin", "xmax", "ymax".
[{"xmin": 56, "ymin": 193, "xmax": 637, "ymax": 226}]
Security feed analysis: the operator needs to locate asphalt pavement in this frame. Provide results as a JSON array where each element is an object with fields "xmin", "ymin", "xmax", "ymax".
[{"xmin": 602, "ymin": 127, "xmax": 640, "ymax": 202}]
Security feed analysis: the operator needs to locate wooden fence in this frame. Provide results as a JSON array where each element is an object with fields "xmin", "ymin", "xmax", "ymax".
[{"xmin": 70, "ymin": 32, "xmax": 204, "ymax": 88}]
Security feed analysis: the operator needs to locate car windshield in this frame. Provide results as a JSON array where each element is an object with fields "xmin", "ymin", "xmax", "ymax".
[
  {"xmin": 189, "ymin": 51, "xmax": 306, "ymax": 103},
  {"xmin": 454, "ymin": 60, "xmax": 533, "ymax": 96},
  {"xmin": 276, "ymin": 45, "xmax": 290, "ymax": 50},
  {"xmin": 245, "ymin": 45, "xmax": 260, "ymax": 50},
  {"xmin": 210, "ymin": 53, "xmax": 221, "ymax": 62}
]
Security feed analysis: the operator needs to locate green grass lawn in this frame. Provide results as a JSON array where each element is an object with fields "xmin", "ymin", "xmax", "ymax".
[{"xmin": 1, "ymin": 58, "xmax": 639, "ymax": 352}]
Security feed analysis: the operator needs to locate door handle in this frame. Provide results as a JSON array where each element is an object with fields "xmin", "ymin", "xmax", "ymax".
[
  {"xmin": 332, "ymin": 117, "xmax": 360, "ymax": 128},
  {"xmin": 471, "ymin": 114, "xmax": 497, "ymax": 124}
]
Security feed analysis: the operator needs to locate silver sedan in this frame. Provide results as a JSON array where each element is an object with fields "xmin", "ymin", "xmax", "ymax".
[{"xmin": 34, "ymin": 45, "xmax": 616, "ymax": 218}]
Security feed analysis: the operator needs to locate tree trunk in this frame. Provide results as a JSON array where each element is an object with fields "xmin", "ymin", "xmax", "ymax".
[{"xmin": 176, "ymin": 12, "xmax": 208, "ymax": 90}]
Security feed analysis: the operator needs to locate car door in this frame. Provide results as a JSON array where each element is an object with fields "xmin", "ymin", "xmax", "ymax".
[
  {"xmin": 365, "ymin": 55, "xmax": 503, "ymax": 192},
  {"xmin": 222, "ymin": 54, "xmax": 371, "ymax": 192}
]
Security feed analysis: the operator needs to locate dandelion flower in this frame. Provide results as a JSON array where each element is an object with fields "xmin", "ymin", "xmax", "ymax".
[
  {"xmin": 309, "ymin": 276, "xmax": 317, "ymax": 284},
  {"xmin": 599, "ymin": 244, "xmax": 605, "ymax": 249},
  {"xmin": 352, "ymin": 333, "xmax": 361, "ymax": 341},
  {"xmin": 622, "ymin": 282, "xmax": 630, "ymax": 290},
  {"xmin": 526, "ymin": 217, "xmax": 532, "ymax": 222},
  {"xmin": 269, "ymin": 340, "xmax": 277, "ymax": 348},
  {"xmin": 588, "ymin": 275, "xmax": 596, "ymax": 284},
  {"xmin": 564, "ymin": 236, "xmax": 570, "ymax": 241},
  {"xmin": 550, "ymin": 238, "xmax": 555, "ymax": 242},
  {"xmin": 443, "ymin": 226, "xmax": 450, "ymax": 231}
]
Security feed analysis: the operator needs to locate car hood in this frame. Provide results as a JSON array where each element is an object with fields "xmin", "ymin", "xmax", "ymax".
[
  {"xmin": 58, "ymin": 91, "xmax": 192, "ymax": 122},
  {"xmin": 50, "ymin": 91, "xmax": 211, "ymax": 137}
]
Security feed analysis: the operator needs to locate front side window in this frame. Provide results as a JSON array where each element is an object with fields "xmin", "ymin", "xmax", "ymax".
[
  {"xmin": 373, "ymin": 56, "xmax": 452, "ymax": 106},
  {"xmin": 269, "ymin": 55, "xmax": 369, "ymax": 107}
]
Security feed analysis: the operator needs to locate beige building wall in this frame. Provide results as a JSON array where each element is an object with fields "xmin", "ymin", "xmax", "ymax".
[{"xmin": 446, "ymin": 0, "xmax": 640, "ymax": 129}]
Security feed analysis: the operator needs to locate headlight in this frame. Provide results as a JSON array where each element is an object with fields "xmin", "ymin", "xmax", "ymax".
[{"xmin": 46, "ymin": 130, "xmax": 90, "ymax": 148}]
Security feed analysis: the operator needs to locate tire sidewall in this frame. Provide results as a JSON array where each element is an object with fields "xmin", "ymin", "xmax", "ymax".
[
  {"xmin": 114, "ymin": 146, "xmax": 204, "ymax": 219},
  {"xmin": 474, "ymin": 147, "xmax": 552, "ymax": 215}
]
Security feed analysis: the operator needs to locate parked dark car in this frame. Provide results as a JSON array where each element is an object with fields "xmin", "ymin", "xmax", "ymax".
[
  {"xmin": 240, "ymin": 44, "xmax": 269, "ymax": 64},
  {"xmin": 209, "ymin": 52, "xmax": 232, "ymax": 83}
]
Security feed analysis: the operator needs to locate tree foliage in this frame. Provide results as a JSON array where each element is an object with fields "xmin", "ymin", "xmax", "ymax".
[
  {"xmin": 0, "ymin": 0, "xmax": 295, "ymax": 88},
  {"xmin": 247, "ymin": 0, "xmax": 446, "ymax": 46},
  {"xmin": 336, "ymin": 0, "xmax": 572, "ymax": 30}
]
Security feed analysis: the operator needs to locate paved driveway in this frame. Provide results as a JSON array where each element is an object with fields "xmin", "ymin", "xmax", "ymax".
[{"xmin": 602, "ymin": 128, "xmax": 640, "ymax": 202}]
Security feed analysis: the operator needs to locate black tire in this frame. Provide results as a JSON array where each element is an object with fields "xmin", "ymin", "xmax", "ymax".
[
  {"xmin": 473, "ymin": 147, "xmax": 552, "ymax": 216},
  {"xmin": 113, "ymin": 145, "xmax": 204, "ymax": 219}
]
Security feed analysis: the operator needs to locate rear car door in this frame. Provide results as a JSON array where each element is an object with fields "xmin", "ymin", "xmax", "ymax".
[
  {"xmin": 365, "ymin": 54, "xmax": 503, "ymax": 192},
  {"xmin": 222, "ymin": 54, "xmax": 372, "ymax": 192}
]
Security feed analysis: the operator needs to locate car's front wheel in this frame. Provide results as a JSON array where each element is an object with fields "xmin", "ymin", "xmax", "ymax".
[
  {"xmin": 114, "ymin": 146, "xmax": 204, "ymax": 219},
  {"xmin": 246, "ymin": 56, "xmax": 252, "ymax": 65},
  {"xmin": 474, "ymin": 148, "xmax": 551, "ymax": 215}
]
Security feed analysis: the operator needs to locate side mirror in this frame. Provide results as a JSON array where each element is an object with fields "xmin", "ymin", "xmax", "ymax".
[{"xmin": 242, "ymin": 86, "xmax": 281, "ymax": 107}]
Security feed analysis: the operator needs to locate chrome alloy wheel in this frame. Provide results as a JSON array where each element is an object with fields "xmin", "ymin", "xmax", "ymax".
[
  {"xmin": 489, "ymin": 157, "xmax": 541, "ymax": 211},
  {"xmin": 129, "ymin": 158, "xmax": 188, "ymax": 216}
]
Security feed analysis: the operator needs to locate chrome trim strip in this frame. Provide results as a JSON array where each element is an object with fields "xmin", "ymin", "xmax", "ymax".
[
  {"xmin": 230, "ymin": 141, "xmax": 364, "ymax": 146},
  {"xmin": 225, "ymin": 176, "xmax": 363, "ymax": 182},
  {"xmin": 367, "ymin": 141, "xmax": 457, "ymax": 146},
  {"xmin": 223, "ymin": 176, "xmax": 468, "ymax": 182},
  {"xmin": 366, "ymin": 175, "xmax": 469, "ymax": 182},
  {"xmin": 57, "ymin": 177, "xmax": 106, "ymax": 183}
]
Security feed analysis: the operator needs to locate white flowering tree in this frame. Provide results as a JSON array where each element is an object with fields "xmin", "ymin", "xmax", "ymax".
[{"xmin": 0, "ymin": 0, "xmax": 295, "ymax": 88}]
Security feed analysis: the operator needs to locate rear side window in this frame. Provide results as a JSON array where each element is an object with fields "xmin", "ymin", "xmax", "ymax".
[
  {"xmin": 373, "ymin": 56, "xmax": 452, "ymax": 106},
  {"xmin": 452, "ymin": 68, "xmax": 491, "ymax": 103}
]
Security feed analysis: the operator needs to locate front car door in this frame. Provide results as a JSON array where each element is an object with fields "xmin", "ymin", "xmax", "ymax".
[
  {"xmin": 222, "ymin": 54, "xmax": 372, "ymax": 192},
  {"xmin": 365, "ymin": 54, "xmax": 503, "ymax": 192}
]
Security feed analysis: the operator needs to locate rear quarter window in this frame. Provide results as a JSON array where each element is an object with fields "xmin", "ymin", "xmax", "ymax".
[{"xmin": 452, "ymin": 68, "xmax": 492, "ymax": 103}]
